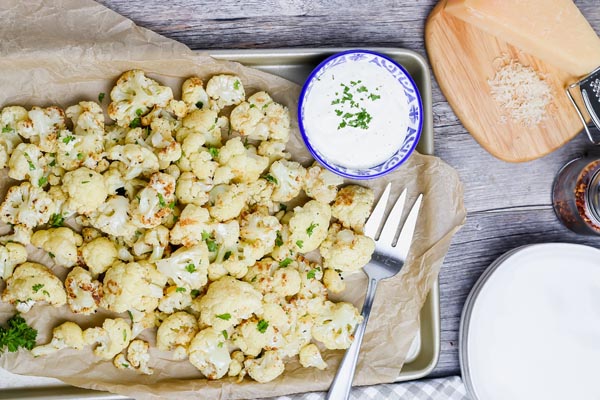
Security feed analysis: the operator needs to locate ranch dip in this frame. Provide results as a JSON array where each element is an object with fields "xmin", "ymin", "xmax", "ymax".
[{"xmin": 303, "ymin": 60, "xmax": 409, "ymax": 169}]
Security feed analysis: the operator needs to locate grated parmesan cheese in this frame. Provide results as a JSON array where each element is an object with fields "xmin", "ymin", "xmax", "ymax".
[{"xmin": 487, "ymin": 60, "xmax": 552, "ymax": 126}]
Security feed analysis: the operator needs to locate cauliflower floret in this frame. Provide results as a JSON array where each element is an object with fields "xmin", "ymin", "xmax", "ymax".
[
  {"xmin": 181, "ymin": 108, "xmax": 222, "ymax": 147},
  {"xmin": 331, "ymin": 185, "xmax": 374, "ymax": 232},
  {"xmin": 257, "ymin": 140, "xmax": 290, "ymax": 165},
  {"xmin": 322, "ymin": 268, "xmax": 346, "ymax": 294},
  {"xmin": 206, "ymin": 75, "xmax": 245, "ymax": 109},
  {"xmin": 158, "ymin": 285, "xmax": 193, "ymax": 314},
  {"xmin": 194, "ymin": 276, "xmax": 262, "ymax": 331},
  {"xmin": 228, "ymin": 350, "xmax": 245, "ymax": 379},
  {"xmin": 299, "ymin": 343, "xmax": 327, "ymax": 370},
  {"xmin": 131, "ymin": 225, "xmax": 169, "ymax": 261},
  {"xmin": 169, "ymin": 204, "xmax": 213, "ymax": 247},
  {"xmin": 30, "ymin": 227, "xmax": 83, "ymax": 268},
  {"xmin": 64, "ymin": 267, "xmax": 103, "ymax": 315},
  {"xmin": 80, "ymin": 237, "xmax": 118, "ymax": 277},
  {"xmin": 181, "ymin": 77, "xmax": 209, "ymax": 110},
  {"xmin": 83, "ymin": 318, "xmax": 132, "ymax": 360},
  {"xmin": 189, "ymin": 327, "xmax": 232, "ymax": 379},
  {"xmin": 175, "ymin": 172, "xmax": 211, "ymax": 206},
  {"xmin": 123, "ymin": 339, "xmax": 153, "ymax": 375},
  {"xmin": 0, "ymin": 243, "xmax": 27, "ymax": 280},
  {"xmin": 214, "ymin": 138, "xmax": 269, "ymax": 184},
  {"xmin": 107, "ymin": 70, "xmax": 173, "ymax": 127},
  {"xmin": 102, "ymin": 261, "xmax": 167, "ymax": 313},
  {"xmin": 244, "ymin": 258, "xmax": 301, "ymax": 298},
  {"xmin": 208, "ymin": 184, "xmax": 249, "ymax": 222},
  {"xmin": 87, "ymin": 195, "xmax": 138, "ymax": 239},
  {"xmin": 304, "ymin": 163, "xmax": 344, "ymax": 204},
  {"xmin": 1, "ymin": 262, "xmax": 67, "ymax": 313},
  {"xmin": 0, "ymin": 106, "xmax": 27, "ymax": 155},
  {"xmin": 62, "ymin": 167, "xmax": 108, "ymax": 215},
  {"xmin": 156, "ymin": 311, "xmax": 198, "ymax": 360},
  {"xmin": 155, "ymin": 244, "xmax": 209, "ymax": 290},
  {"xmin": 245, "ymin": 179, "xmax": 276, "ymax": 210},
  {"xmin": 233, "ymin": 318, "xmax": 275, "ymax": 357},
  {"xmin": 319, "ymin": 223, "xmax": 375, "ymax": 273},
  {"xmin": 107, "ymin": 144, "xmax": 160, "ymax": 180},
  {"xmin": 66, "ymin": 101, "xmax": 104, "ymax": 136},
  {"xmin": 8, "ymin": 143, "xmax": 45, "ymax": 185},
  {"xmin": 148, "ymin": 117, "xmax": 182, "ymax": 169},
  {"xmin": 244, "ymin": 350, "xmax": 285, "ymax": 383},
  {"xmin": 312, "ymin": 301, "xmax": 363, "ymax": 350},
  {"xmin": 16, "ymin": 106, "xmax": 65, "ymax": 152},
  {"xmin": 230, "ymin": 91, "xmax": 290, "ymax": 142},
  {"xmin": 130, "ymin": 172, "xmax": 176, "ymax": 229},
  {"xmin": 288, "ymin": 200, "xmax": 331, "ymax": 253},
  {"xmin": 31, "ymin": 321, "xmax": 85, "ymax": 357},
  {"xmin": 269, "ymin": 225, "xmax": 296, "ymax": 262},
  {"xmin": 239, "ymin": 209, "xmax": 282, "ymax": 260},
  {"xmin": 269, "ymin": 160, "xmax": 306, "ymax": 202},
  {"xmin": 0, "ymin": 225, "xmax": 32, "ymax": 247}
]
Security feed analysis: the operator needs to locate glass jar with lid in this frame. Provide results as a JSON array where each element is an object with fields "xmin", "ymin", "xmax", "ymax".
[{"xmin": 553, "ymin": 157, "xmax": 600, "ymax": 235}]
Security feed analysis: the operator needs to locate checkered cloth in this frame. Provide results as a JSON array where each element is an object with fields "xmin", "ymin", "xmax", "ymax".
[{"xmin": 269, "ymin": 376, "xmax": 469, "ymax": 400}]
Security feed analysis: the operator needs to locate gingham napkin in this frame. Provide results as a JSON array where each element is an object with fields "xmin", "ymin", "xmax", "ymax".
[{"xmin": 268, "ymin": 376, "xmax": 470, "ymax": 400}]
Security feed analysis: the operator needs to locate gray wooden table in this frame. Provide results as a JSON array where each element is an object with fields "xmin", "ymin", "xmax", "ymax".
[{"xmin": 98, "ymin": 0, "xmax": 600, "ymax": 379}]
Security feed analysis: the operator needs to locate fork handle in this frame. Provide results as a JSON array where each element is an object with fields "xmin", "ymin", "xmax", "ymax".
[{"xmin": 326, "ymin": 277, "xmax": 378, "ymax": 400}]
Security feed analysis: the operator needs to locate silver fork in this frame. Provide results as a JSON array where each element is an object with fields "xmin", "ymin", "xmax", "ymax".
[{"xmin": 326, "ymin": 183, "xmax": 423, "ymax": 400}]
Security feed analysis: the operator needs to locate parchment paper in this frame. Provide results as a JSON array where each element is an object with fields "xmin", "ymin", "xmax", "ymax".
[{"xmin": 0, "ymin": 1, "xmax": 467, "ymax": 399}]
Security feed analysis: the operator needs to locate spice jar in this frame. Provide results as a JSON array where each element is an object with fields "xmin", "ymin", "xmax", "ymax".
[{"xmin": 553, "ymin": 157, "xmax": 600, "ymax": 235}]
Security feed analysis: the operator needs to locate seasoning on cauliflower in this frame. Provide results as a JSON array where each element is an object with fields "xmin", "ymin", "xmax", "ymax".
[
  {"xmin": 213, "ymin": 137, "xmax": 269, "ymax": 184},
  {"xmin": 269, "ymin": 160, "xmax": 306, "ymax": 202},
  {"xmin": 1, "ymin": 262, "xmax": 67, "ymax": 313},
  {"xmin": 169, "ymin": 204, "xmax": 213, "ymax": 247},
  {"xmin": 319, "ymin": 223, "xmax": 375, "ymax": 273},
  {"xmin": 107, "ymin": 70, "xmax": 173, "ymax": 127},
  {"xmin": 180, "ymin": 108, "xmax": 222, "ymax": 147},
  {"xmin": 31, "ymin": 321, "xmax": 85, "ymax": 357},
  {"xmin": 287, "ymin": 200, "xmax": 331, "ymax": 253},
  {"xmin": 30, "ymin": 227, "xmax": 83, "ymax": 268},
  {"xmin": 83, "ymin": 318, "xmax": 132, "ymax": 360},
  {"xmin": 116, "ymin": 339, "xmax": 153, "ymax": 375},
  {"xmin": 87, "ymin": 195, "xmax": 138, "ymax": 240},
  {"xmin": 175, "ymin": 172, "xmax": 211, "ymax": 206},
  {"xmin": 132, "ymin": 225, "xmax": 170, "ymax": 261},
  {"xmin": 130, "ymin": 172, "xmax": 176, "ymax": 229},
  {"xmin": 208, "ymin": 184, "xmax": 249, "ymax": 222},
  {"xmin": 181, "ymin": 77, "xmax": 210, "ymax": 110},
  {"xmin": 8, "ymin": 143, "xmax": 46, "ymax": 185},
  {"xmin": 80, "ymin": 237, "xmax": 119, "ymax": 277},
  {"xmin": 206, "ymin": 75, "xmax": 245, "ymax": 109},
  {"xmin": 107, "ymin": 144, "xmax": 160, "ymax": 180},
  {"xmin": 239, "ymin": 208, "xmax": 282, "ymax": 260},
  {"xmin": 244, "ymin": 350, "xmax": 285, "ymax": 383},
  {"xmin": 244, "ymin": 258, "xmax": 301, "ymax": 298},
  {"xmin": 322, "ymin": 268, "xmax": 346, "ymax": 294},
  {"xmin": 155, "ymin": 244, "xmax": 209, "ymax": 290},
  {"xmin": 233, "ymin": 318, "xmax": 275, "ymax": 357},
  {"xmin": 62, "ymin": 167, "xmax": 108, "ymax": 215},
  {"xmin": 64, "ymin": 267, "xmax": 103, "ymax": 315},
  {"xmin": 298, "ymin": 343, "xmax": 328, "ymax": 370},
  {"xmin": 331, "ymin": 185, "xmax": 375, "ymax": 233},
  {"xmin": 16, "ymin": 106, "xmax": 66, "ymax": 152},
  {"xmin": 194, "ymin": 276, "xmax": 263, "ymax": 331},
  {"xmin": 156, "ymin": 311, "xmax": 198, "ymax": 360},
  {"xmin": 0, "ymin": 243, "xmax": 27, "ymax": 280},
  {"xmin": 0, "ymin": 182, "xmax": 55, "ymax": 230},
  {"xmin": 230, "ymin": 91, "xmax": 290, "ymax": 142},
  {"xmin": 311, "ymin": 301, "xmax": 363, "ymax": 350},
  {"xmin": 188, "ymin": 327, "xmax": 232, "ymax": 380},
  {"xmin": 303, "ymin": 163, "xmax": 344, "ymax": 204},
  {"xmin": 158, "ymin": 285, "xmax": 193, "ymax": 314},
  {"xmin": 147, "ymin": 117, "xmax": 182, "ymax": 169},
  {"xmin": 101, "ymin": 261, "xmax": 167, "ymax": 313}
]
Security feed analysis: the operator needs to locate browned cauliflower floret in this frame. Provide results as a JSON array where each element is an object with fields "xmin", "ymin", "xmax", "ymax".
[
  {"xmin": 331, "ymin": 185, "xmax": 374, "ymax": 232},
  {"xmin": 16, "ymin": 106, "xmax": 66, "ymax": 152},
  {"xmin": 0, "ymin": 182, "xmax": 54, "ymax": 230},
  {"xmin": 65, "ymin": 267, "xmax": 103, "ymax": 315}
]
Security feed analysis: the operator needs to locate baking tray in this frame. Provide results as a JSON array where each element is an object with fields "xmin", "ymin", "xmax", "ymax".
[{"xmin": 0, "ymin": 47, "xmax": 439, "ymax": 399}]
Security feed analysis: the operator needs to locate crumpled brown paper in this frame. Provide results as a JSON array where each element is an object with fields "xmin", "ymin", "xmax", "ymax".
[{"xmin": 0, "ymin": 1, "xmax": 466, "ymax": 399}]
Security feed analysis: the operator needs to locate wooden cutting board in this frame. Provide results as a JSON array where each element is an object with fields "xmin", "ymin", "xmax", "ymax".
[{"xmin": 425, "ymin": 0, "xmax": 587, "ymax": 162}]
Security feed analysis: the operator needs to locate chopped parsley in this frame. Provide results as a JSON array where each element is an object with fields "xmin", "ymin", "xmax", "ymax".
[
  {"xmin": 81, "ymin": 180, "xmax": 90, "ymax": 184},
  {"xmin": 129, "ymin": 117, "xmax": 141, "ymax": 128},
  {"xmin": 48, "ymin": 252, "xmax": 55, "ymax": 258},
  {"xmin": 32, "ymin": 284, "xmax": 44, "ymax": 293},
  {"xmin": 275, "ymin": 231, "xmax": 283, "ymax": 247},
  {"xmin": 223, "ymin": 251, "xmax": 232, "ymax": 261},
  {"xmin": 208, "ymin": 147, "xmax": 219, "ymax": 159},
  {"xmin": 76, "ymin": 152, "xmax": 83, "ymax": 160},
  {"xmin": 62, "ymin": 135, "xmax": 76, "ymax": 144},
  {"xmin": 185, "ymin": 263, "xmax": 197, "ymax": 273},
  {"xmin": 168, "ymin": 201, "xmax": 176, "ymax": 210},
  {"xmin": 122, "ymin": 329, "xmax": 127, "ymax": 342},
  {"xmin": 307, "ymin": 268, "xmax": 320, "ymax": 279},
  {"xmin": 257, "ymin": 319, "xmax": 269, "ymax": 333},
  {"xmin": 49, "ymin": 158, "xmax": 56, "ymax": 167},
  {"xmin": 23, "ymin": 152, "xmax": 35, "ymax": 171},
  {"xmin": 2, "ymin": 126, "xmax": 12, "ymax": 133},
  {"xmin": 263, "ymin": 174, "xmax": 278, "ymax": 184},
  {"xmin": 233, "ymin": 80, "xmax": 241, "ymax": 90},
  {"xmin": 202, "ymin": 231, "xmax": 218, "ymax": 252},
  {"xmin": 279, "ymin": 203, "xmax": 287, "ymax": 212},
  {"xmin": 127, "ymin": 310, "xmax": 134, "ymax": 321},
  {"xmin": 216, "ymin": 313, "xmax": 231, "ymax": 321},
  {"xmin": 296, "ymin": 240, "xmax": 304, "ymax": 249},
  {"xmin": 49, "ymin": 213, "xmax": 64, "ymax": 227},
  {"xmin": 279, "ymin": 258, "xmax": 293, "ymax": 268},
  {"xmin": 175, "ymin": 287, "xmax": 186, "ymax": 293},
  {"xmin": 195, "ymin": 101, "xmax": 204, "ymax": 109},
  {"xmin": 0, "ymin": 313, "xmax": 37, "ymax": 353},
  {"xmin": 98, "ymin": 92, "xmax": 105, "ymax": 102},
  {"xmin": 217, "ymin": 341, "xmax": 224, "ymax": 348},
  {"xmin": 306, "ymin": 222, "xmax": 318, "ymax": 237},
  {"xmin": 331, "ymin": 81, "xmax": 380, "ymax": 130},
  {"xmin": 222, "ymin": 330, "xmax": 228, "ymax": 339},
  {"xmin": 157, "ymin": 193, "xmax": 167, "ymax": 208},
  {"xmin": 37, "ymin": 176, "xmax": 47, "ymax": 187},
  {"xmin": 42, "ymin": 290, "xmax": 50, "ymax": 297},
  {"xmin": 135, "ymin": 108, "xmax": 143, "ymax": 116},
  {"xmin": 190, "ymin": 289, "xmax": 201, "ymax": 298},
  {"xmin": 121, "ymin": 363, "xmax": 129, "ymax": 368}
]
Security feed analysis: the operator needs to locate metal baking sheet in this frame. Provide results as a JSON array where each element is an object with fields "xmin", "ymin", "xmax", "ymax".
[{"xmin": 0, "ymin": 47, "xmax": 439, "ymax": 399}]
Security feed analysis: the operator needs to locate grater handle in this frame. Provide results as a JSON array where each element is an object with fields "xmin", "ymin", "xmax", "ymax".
[{"xmin": 566, "ymin": 69, "xmax": 600, "ymax": 145}]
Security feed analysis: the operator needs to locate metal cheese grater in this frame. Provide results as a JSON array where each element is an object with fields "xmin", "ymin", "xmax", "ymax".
[{"xmin": 567, "ymin": 66, "xmax": 600, "ymax": 144}]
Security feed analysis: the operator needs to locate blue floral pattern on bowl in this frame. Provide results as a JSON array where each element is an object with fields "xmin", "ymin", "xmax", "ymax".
[{"xmin": 298, "ymin": 49, "xmax": 423, "ymax": 180}]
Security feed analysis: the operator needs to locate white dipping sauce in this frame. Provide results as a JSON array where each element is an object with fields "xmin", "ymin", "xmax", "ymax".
[
  {"xmin": 466, "ymin": 244, "xmax": 600, "ymax": 400},
  {"xmin": 303, "ymin": 60, "xmax": 409, "ymax": 169}
]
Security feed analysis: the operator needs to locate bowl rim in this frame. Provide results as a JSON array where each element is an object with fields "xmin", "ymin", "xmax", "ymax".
[{"xmin": 297, "ymin": 48, "xmax": 424, "ymax": 180}]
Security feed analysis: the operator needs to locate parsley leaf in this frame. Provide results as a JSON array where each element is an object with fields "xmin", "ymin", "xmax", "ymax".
[
  {"xmin": 208, "ymin": 147, "xmax": 219, "ymax": 159},
  {"xmin": 76, "ymin": 152, "xmax": 83, "ymax": 160},
  {"xmin": 23, "ymin": 152, "xmax": 35, "ymax": 171},
  {"xmin": 62, "ymin": 135, "xmax": 76, "ymax": 144},
  {"xmin": 275, "ymin": 231, "xmax": 283, "ymax": 247},
  {"xmin": 135, "ymin": 108, "xmax": 143, "ymax": 116},
  {"xmin": 263, "ymin": 174, "xmax": 278, "ymax": 184},
  {"xmin": 223, "ymin": 251, "xmax": 232, "ymax": 261},
  {"xmin": 175, "ymin": 287, "xmax": 186, "ymax": 293},
  {"xmin": 98, "ymin": 92, "xmax": 105, "ymax": 102},
  {"xmin": 32, "ymin": 284, "xmax": 44, "ymax": 293},
  {"xmin": 127, "ymin": 310, "xmax": 134, "ymax": 322},
  {"xmin": 157, "ymin": 193, "xmax": 167, "ymax": 208},
  {"xmin": 195, "ymin": 101, "xmax": 204, "ymax": 109},
  {"xmin": 257, "ymin": 319, "xmax": 269, "ymax": 334},
  {"xmin": 190, "ymin": 289, "xmax": 201, "ymax": 298},
  {"xmin": 48, "ymin": 252, "xmax": 55, "ymax": 258},
  {"xmin": 37, "ymin": 176, "xmax": 47, "ymax": 187},
  {"xmin": 306, "ymin": 222, "xmax": 318, "ymax": 237},
  {"xmin": 279, "ymin": 258, "xmax": 293, "ymax": 268},
  {"xmin": 185, "ymin": 263, "xmax": 197, "ymax": 273},
  {"xmin": 0, "ymin": 313, "xmax": 37, "ymax": 353},
  {"xmin": 307, "ymin": 267, "xmax": 320, "ymax": 279},
  {"xmin": 129, "ymin": 117, "xmax": 141, "ymax": 128},
  {"xmin": 296, "ymin": 240, "xmax": 304, "ymax": 249},
  {"xmin": 216, "ymin": 313, "xmax": 231, "ymax": 321},
  {"xmin": 222, "ymin": 330, "xmax": 228, "ymax": 339},
  {"xmin": 2, "ymin": 126, "xmax": 12, "ymax": 133},
  {"xmin": 49, "ymin": 213, "xmax": 64, "ymax": 227},
  {"xmin": 279, "ymin": 203, "xmax": 287, "ymax": 212},
  {"xmin": 233, "ymin": 80, "xmax": 241, "ymax": 90}
]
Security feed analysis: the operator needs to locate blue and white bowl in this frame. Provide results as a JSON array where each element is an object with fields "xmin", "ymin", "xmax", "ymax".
[{"xmin": 298, "ymin": 49, "xmax": 423, "ymax": 180}]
